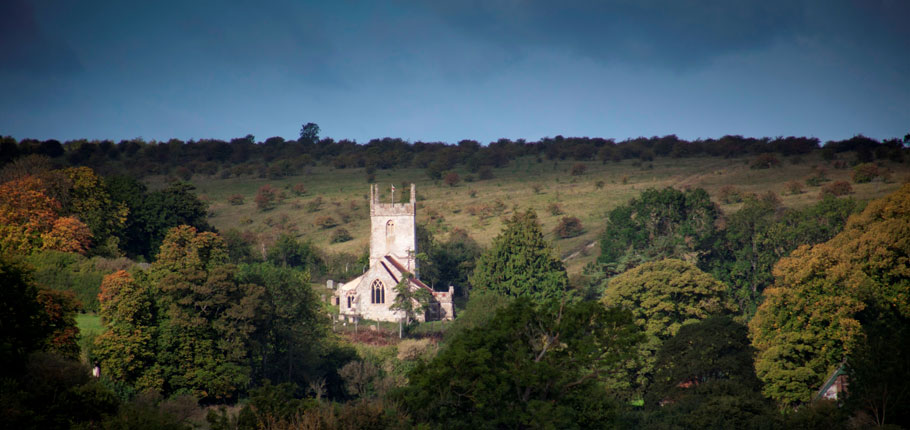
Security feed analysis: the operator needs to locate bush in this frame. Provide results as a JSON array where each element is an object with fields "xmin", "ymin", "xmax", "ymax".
[
  {"xmin": 532, "ymin": 184, "xmax": 543, "ymax": 194},
  {"xmin": 255, "ymin": 184, "xmax": 278, "ymax": 211},
  {"xmin": 314, "ymin": 216, "xmax": 338, "ymax": 229},
  {"xmin": 305, "ymin": 196, "xmax": 323, "ymax": 213},
  {"xmin": 750, "ymin": 153, "xmax": 780, "ymax": 169},
  {"xmin": 806, "ymin": 166, "xmax": 829, "ymax": 186},
  {"xmin": 291, "ymin": 183, "xmax": 308, "ymax": 196},
  {"xmin": 595, "ymin": 180, "xmax": 605, "ymax": 189},
  {"xmin": 852, "ymin": 163, "xmax": 880, "ymax": 183},
  {"xmin": 547, "ymin": 202, "xmax": 563, "ymax": 216},
  {"xmin": 785, "ymin": 180, "xmax": 804, "ymax": 195},
  {"xmin": 819, "ymin": 181, "xmax": 853, "ymax": 198},
  {"xmin": 227, "ymin": 194, "xmax": 244, "ymax": 205},
  {"xmin": 397, "ymin": 339, "xmax": 433, "ymax": 361},
  {"xmin": 443, "ymin": 172, "xmax": 460, "ymax": 187},
  {"xmin": 718, "ymin": 185, "xmax": 744, "ymax": 204},
  {"xmin": 478, "ymin": 166, "xmax": 494, "ymax": 180},
  {"xmin": 570, "ymin": 163, "xmax": 587, "ymax": 176},
  {"xmin": 331, "ymin": 228, "xmax": 353, "ymax": 243},
  {"xmin": 554, "ymin": 216, "xmax": 584, "ymax": 238}
]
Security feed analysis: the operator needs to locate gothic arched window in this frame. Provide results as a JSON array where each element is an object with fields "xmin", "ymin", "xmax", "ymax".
[
  {"xmin": 371, "ymin": 279, "xmax": 385, "ymax": 304},
  {"xmin": 386, "ymin": 220, "xmax": 395, "ymax": 237}
]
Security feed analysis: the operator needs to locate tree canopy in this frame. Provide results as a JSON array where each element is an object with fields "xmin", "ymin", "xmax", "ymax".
[
  {"xmin": 598, "ymin": 187, "xmax": 718, "ymax": 276},
  {"xmin": 469, "ymin": 209, "xmax": 568, "ymax": 302},
  {"xmin": 749, "ymin": 184, "xmax": 910, "ymax": 407},
  {"xmin": 399, "ymin": 298, "xmax": 641, "ymax": 429},
  {"xmin": 602, "ymin": 259, "xmax": 738, "ymax": 396}
]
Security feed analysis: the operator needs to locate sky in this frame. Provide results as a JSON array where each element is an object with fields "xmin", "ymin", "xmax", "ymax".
[{"xmin": 1, "ymin": 0, "xmax": 908, "ymax": 145}]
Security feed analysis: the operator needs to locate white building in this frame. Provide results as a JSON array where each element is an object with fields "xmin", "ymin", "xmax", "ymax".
[{"xmin": 335, "ymin": 184, "xmax": 454, "ymax": 322}]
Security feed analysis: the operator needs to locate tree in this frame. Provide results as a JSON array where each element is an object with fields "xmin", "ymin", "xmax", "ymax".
[
  {"xmin": 399, "ymin": 299, "xmax": 641, "ymax": 429},
  {"xmin": 442, "ymin": 171, "xmax": 460, "ymax": 187},
  {"xmin": 554, "ymin": 216, "xmax": 584, "ymax": 238},
  {"xmin": 255, "ymin": 184, "xmax": 278, "ymax": 211},
  {"xmin": 469, "ymin": 209, "xmax": 568, "ymax": 302},
  {"xmin": 389, "ymin": 277, "xmax": 433, "ymax": 325},
  {"xmin": 844, "ymin": 308, "xmax": 910, "ymax": 428},
  {"xmin": 94, "ymin": 270, "xmax": 160, "ymax": 391},
  {"xmin": 60, "ymin": 167, "xmax": 127, "ymax": 252},
  {"xmin": 643, "ymin": 316, "xmax": 776, "ymax": 430},
  {"xmin": 0, "ymin": 176, "xmax": 61, "ymax": 254},
  {"xmin": 236, "ymin": 263, "xmax": 326, "ymax": 388},
  {"xmin": 266, "ymin": 234, "xmax": 324, "ymax": 273},
  {"xmin": 0, "ymin": 256, "xmax": 52, "ymax": 374},
  {"xmin": 150, "ymin": 226, "xmax": 264, "ymax": 402},
  {"xmin": 601, "ymin": 259, "xmax": 738, "ymax": 396},
  {"xmin": 598, "ymin": 187, "xmax": 718, "ymax": 276},
  {"xmin": 299, "ymin": 123, "xmax": 320, "ymax": 144},
  {"xmin": 702, "ymin": 194, "xmax": 857, "ymax": 317},
  {"xmin": 750, "ymin": 184, "xmax": 910, "ymax": 407},
  {"xmin": 40, "ymin": 216, "xmax": 93, "ymax": 254}
]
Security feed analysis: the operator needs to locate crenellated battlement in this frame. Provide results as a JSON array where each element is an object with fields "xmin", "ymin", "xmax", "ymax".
[{"xmin": 369, "ymin": 183, "xmax": 416, "ymax": 216}]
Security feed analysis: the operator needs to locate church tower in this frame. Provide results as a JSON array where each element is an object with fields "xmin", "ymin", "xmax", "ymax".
[{"xmin": 369, "ymin": 184, "xmax": 417, "ymax": 272}]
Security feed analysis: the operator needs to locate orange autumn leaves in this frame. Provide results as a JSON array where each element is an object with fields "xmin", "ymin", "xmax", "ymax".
[{"xmin": 0, "ymin": 175, "xmax": 93, "ymax": 255}]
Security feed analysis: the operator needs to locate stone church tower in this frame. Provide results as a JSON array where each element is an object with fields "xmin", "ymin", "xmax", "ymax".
[
  {"xmin": 368, "ymin": 184, "xmax": 417, "ymax": 272},
  {"xmin": 334, "ymin": 184, "xmax": 454, "ymax": 323}
]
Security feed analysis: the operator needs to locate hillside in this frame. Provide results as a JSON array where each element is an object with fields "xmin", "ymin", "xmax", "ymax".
[{"xmin": 185, "ymin": 153, "xmax": 909, "ymax": 278}]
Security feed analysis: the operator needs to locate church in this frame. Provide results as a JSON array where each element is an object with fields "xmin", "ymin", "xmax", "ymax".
[{"xmin": 335, "ymin": 184, "xmax": 454, "ymax": 323}]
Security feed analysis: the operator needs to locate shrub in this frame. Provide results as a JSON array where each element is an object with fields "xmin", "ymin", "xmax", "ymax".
[
  {"xmin": 314, "ymin": 216, "xmax": 338, "ymax": 229},
  {"xmin": 570, "ymin": 163, "xmax": 587, "ymax": 176},
  {"xmin": 595, "ymin": 180, "xmax": 605, "ymax": 189},
  {"xmin": 443, "ymin": 172, "xmax": 460, "ymax": 187},
  {"xmin": 255, "ymin": 184, "xmax": 278, "ymax": 211},
  {"xmin": 806, "ymin": 166, "xmax": 829, "ymax": 186},
  {"xmin": 331, "ymin": 228, "xmax": 353, "ymax": 243},
  {"xmin": 478, "ymin": 166, "xmax": 494, "ymax": 180},
  {"xmin": 554, "ymin": 216, "xmax": 584, "ymax": 238},
  {"xmin": 227, "ymin": 194, "xmax": 244, "ymax": 205},
  {"xmin": 718, "ymin": 185, "xmax": 744, "ymax": 204},
  {"xmin": 397, "ymin": 338, "xmax": 433, "ymax": 361},
  {"xmin": 291, "ymin": 183, "xmax": 308, "ymax": 196},
  {"xmin": 785, "ymin": 180, "xmax": 804, "ymax": 195},
  {"xmin": 852, "ymin": 163, "xmax": 880, "ymax": 183},
  {"xmin": 469, "ymin": 189, "xmax": 477, "ymax": 198},
  {"xmin": 305, "ymin": 196, "xmax": 323, "ymax": 213},
  {"xmin": 532, "ymin": 184, "xmax": 543, "ymax": 194},
  {"xmin": 750, "ymin": 153, "xmax": 780, "ymax": 169},
  {"xmin": 819, "ymin": 181, "xmax": 853, "ymax": 198},
  {"xmin": 547, "ymin": 202, "xmax": 563, "ymax": 216}
]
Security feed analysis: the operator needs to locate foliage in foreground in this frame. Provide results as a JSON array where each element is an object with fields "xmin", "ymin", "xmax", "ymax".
[{"xmin": 398, "ymin": 298, "xmax": 642, "ymax": 429}]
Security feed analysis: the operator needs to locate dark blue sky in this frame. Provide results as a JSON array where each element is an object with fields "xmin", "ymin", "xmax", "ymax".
[{"xmin": 1, "ymin": 0, "xmax": 908, "ymax": 144}]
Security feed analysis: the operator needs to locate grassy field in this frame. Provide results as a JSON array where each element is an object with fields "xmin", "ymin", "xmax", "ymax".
[
  {"xmin": 76, "ymin": 313, "xmax": 103, "ymax": 337},
  {"xmin": 188, "ymin": 153, "xmax": 909, "ymax": 277}
]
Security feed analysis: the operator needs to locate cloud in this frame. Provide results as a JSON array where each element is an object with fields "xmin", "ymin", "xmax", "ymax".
[{"xmin": 415, "ymin": 0, "xmax": 805, "ymax": 69}]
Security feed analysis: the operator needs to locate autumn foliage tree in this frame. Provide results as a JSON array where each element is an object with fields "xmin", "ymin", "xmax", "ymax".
[
  {"xmin": 0, "ymin": 176, "xmax": 62, "ymax": 254},
  {"xmin": 749, "ymin": 184, "xmax": 910, "ymax": 407}
]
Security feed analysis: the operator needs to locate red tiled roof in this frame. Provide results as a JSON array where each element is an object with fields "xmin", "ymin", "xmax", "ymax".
[{"xmin": 384, "ymin": 255, "xmax": 433, "ymax": 291}]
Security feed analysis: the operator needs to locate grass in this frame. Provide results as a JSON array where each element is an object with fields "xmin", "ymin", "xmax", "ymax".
[
  {"xmin": 188, "ymin": 153, "xmax": 910, "ymax": 277},
  {"xmin": 76, "ymin": 313, "xmax": 104, "ymax": 337}
]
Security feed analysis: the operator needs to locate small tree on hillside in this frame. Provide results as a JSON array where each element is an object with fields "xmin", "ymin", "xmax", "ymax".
[
  {"xmin": 469, "ymin": 209, "xmax": 568, "ymax": 302},
  {"xmin": 443, "ymin": 172, "xmax": 460, "ymax": 187},
  {"xmin": 256, "ymin": 184, "xmax": 278, "ymax": 211}
]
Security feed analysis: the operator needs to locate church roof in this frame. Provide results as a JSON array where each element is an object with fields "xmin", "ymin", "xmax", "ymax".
[{"xmin": 382, "ymin": 255, "xmax": 433, "ymax": 291}]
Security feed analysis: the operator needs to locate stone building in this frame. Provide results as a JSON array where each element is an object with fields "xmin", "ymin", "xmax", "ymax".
[{"xmin": 335, "ymin": 184, "xmax": 454, "ymax": 322}]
